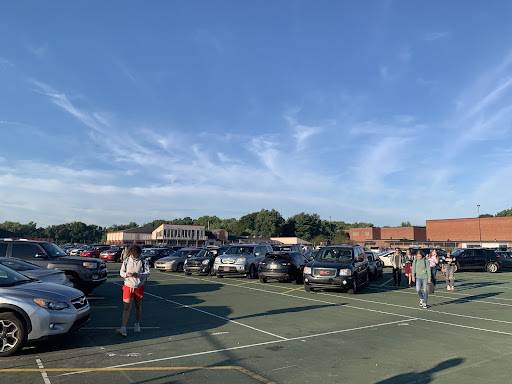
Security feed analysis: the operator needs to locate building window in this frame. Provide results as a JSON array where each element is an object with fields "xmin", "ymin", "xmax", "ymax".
[
  {"xmin": 365, "ymin": 232, "xmax": 369, "ymax": 235},
  {"xmin": 353, "ymin": 232, "xmax": 359, "ymax": 236}
]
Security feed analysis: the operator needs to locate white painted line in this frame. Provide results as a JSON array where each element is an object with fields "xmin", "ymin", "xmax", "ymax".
[
  {"xmin": 57, "ymin": 319, "xmax": 412, "ymax": 377},
  {"xmin": 114, "ymin": 283, "xmax": 287, "ymax": 341},
  {"xmin": 36, "ymin": 358, "xmax": 52, "ymax": 384},
  {"xmin": 367, "ymin": 286, "xmax": 512, "ymax": 306},
  {"xmin": 174, "ymin": 274, "xmax": 512, "ymax": 326}
]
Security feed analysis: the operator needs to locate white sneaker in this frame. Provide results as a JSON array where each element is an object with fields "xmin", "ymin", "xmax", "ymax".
[
  {"xmin": 422, "ymin": 304, "xmax": 428, "ymax": 309},
  {"xmin": 116, "ymin": 326, "xmax": 127, "ymax": 337},
  {"xmin": 419, "ymin": 299, "xmax": 424, "ymax": 306},
  {"xmin": 447, "ymin": 286, "xmax": 451, "ymax": 291},
  {"xmin": 134, "ymin": 323, "xmax": 141, "ymax": 333}
]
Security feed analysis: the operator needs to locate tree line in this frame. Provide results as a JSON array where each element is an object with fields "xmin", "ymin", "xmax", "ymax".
[
  {"xmin": 3, "ymin": 206, "xmax": 510, "ymax": 245},
  {"xmin": 0, "ymin": 209, "xmax": 374, "ymax": 245}
]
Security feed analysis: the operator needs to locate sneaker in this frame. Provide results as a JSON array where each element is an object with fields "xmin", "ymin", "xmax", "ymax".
[
  {"xmin": 134, "ymin": 323, "xmax": 141, "ymax": 333},
  {"xmin": 451, "ymin": 287, "xmax": 455, "ymax": 292},
  {"xmin": 419, "ymin": 299, "xmax": 424, "ymax": 306},
  {"xmin": 422, "ymin": 304, "xmax": 428, "ymax": 309},
  {"xmin": 447, "ymin": 286, "xmax": 451, "ymax": 291},
  {"xmin": 116, "ymin": 327, "xmax": 127, "ymax": 337}
]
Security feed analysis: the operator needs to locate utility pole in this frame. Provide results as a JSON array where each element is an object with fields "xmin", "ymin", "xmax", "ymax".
[{"xmin": 477, "ymin": 205, "xmax": 482, "ymax": 246}]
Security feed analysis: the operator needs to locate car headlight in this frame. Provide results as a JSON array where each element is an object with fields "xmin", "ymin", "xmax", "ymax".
[
  {"xmin": 202, "ymin": 259, "xmax": 209, "ymax": 265},
  {"xmin": 304, "ymin": 267, "xmax": 311, "ymax": 274},
  {"xmin": 236, "ymin": 257, "xmax": 246, "ymax": 263},
  {"xmin": 33, "ymin": 298, "xmax": 70, "ymax": 310},
  {"xmin": 83, "ymin": 262, "xmax": 98, "ymax": 269},
  {"xmin": 339, "ymin": 269, "xmax": 351, "ymax": 276}
]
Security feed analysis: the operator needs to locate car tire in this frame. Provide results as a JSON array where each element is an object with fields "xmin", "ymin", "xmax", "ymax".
[
  {"xmin": 454, "ymin": 263, "xmax": 459, "ymax": 273},
  {"xmin": 247, "ymin": 265, "xmax": 257, "ymax": 279},
  {"xmin": 304, "ymin": 284, "xmax": 314, "ymax": 292},
  {"xmin": 259, "ymin": 276, "xmax": 267, "ymax": 283},
  {"xmin": 217, "ymin": 274, "xmax": 224, "ymax": 278},
  {"xmin": 486, "ymin": 262, "xmax": 499, "ymax": 273},
  {"xmin": 177, "ymin": 263, "xmax": 184, "ymax": 273},
  {"xmin": 185, "ymin": 272, "xmax": 192, "ymax": 276},
  {"xmin": 209, "ymin": 268, "xmax": 216, "ymax": 276},
  {"xmin": 348, "ymin": 276, "xmax": 357, "ymax": 294},
  {"xmin": 0, "ymin": 313, "xmax": 27, "ymax": 357}
]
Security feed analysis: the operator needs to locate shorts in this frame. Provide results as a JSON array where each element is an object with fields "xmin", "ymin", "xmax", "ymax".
[
  {"xmin": 404, "ymin": 264, "xmax": 412, "ymax": 274},
  {"xmin": 122, "ymin": 285, "xmax": 145, "ymax": 300}
]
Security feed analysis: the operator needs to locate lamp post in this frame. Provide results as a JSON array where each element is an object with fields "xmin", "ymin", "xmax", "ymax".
[{"xmin": 477, "ymin": 205, "xmax": 482, "ymax": 246}]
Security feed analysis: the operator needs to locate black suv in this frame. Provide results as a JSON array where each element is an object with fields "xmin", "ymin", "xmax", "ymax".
[
  {"xmin": 450, "ymin": 248, "xmax": 501, "ymax": 273},
  {"xmin": 0, "ymin": 239, "xmax": 108, "ymax": 295},
  {"xmin": 184, "ymin": 246, "xmax": 229, "ymax": 276},
  {"xmin": 303, "ymin": 245, "xmax": 370, "ymax": 294},
  {"xmin": 258, "ymin": 251, "xmax": 308, "ymax": 284}
]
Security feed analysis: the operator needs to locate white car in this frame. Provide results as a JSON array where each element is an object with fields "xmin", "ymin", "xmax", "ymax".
[{"xmin": 378, "ymin": 250, "xmax": 406, "ymax": 267}]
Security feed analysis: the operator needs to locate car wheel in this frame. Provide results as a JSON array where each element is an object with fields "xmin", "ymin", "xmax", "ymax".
[
  {"xmin": 486, "ymin": 262, "xmax": 499, "ymax": 273},
  {"xmin": 304, "ymin": 284, "xmax": 314, "ymax": 292},
  {"xmin": 209, "ymin": 268, "xmax": 216, "ymax": 276},
  {"xmin": 454, "ymin": 263, "xmax": 459, "ymax": 273},
  {"xmin": 259, "ymin": 276, "xmax": 267, "ymax": 283},
  {"xmin": 247, "ymin": 265, "xmax": 257, "ymax": 279},
  {"xmin": 177, "ymin": 263, "xmax": 184, "ymax": 273},
  {"xmin": 348, "ymin": 275, "xmax": 357, "ymax": 294},
  {"xmin": 185, "ymin": 272, "xmax": 192, "ymax": 276},
  {"xmin": 217, "ymin": 274, "xmax": 224, "ymax": 278},
  {"xmin": 0, "ymin": 313, "xmax": 27, "ymax": 357}
]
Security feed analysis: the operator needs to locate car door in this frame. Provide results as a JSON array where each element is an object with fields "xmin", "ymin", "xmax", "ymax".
[
  {"xmin": 473, "ymin": 249, "xmax": 486, "ymax": 270},
  {"xmin": 10, "ymin": 243, "xmax": 49, "ymax": 267},
  {"xmin": 502, "ymin": 252, "xmax": 512, "ymax": 269},
  {"xmin": 458, "ymin": 250, "xmax": 474, "ymax": 270}
]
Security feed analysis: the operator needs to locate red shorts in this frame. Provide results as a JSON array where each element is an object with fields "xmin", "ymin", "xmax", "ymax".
[
  {"xmin": 404, "ymin": 264, "xmax": 412, "ymax": 274},
  {"xmin": 122, "ymin": 285, "xmax": 145, "ymax": 300}
]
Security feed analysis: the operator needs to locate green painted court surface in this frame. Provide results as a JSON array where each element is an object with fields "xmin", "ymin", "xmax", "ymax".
[{"xmin": 1, "ymin": 266, "xmax": 512, "ymax": 384}]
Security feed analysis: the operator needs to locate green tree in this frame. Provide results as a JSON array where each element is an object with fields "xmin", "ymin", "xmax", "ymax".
[
  {"xmin": 496, "ymin": 208, "xmax": 512, "ymax": 217},
  {"xmin": 478, "ymin": 214, "xmax": 493, "ymax": 218},
  {"xmin": 234, "ymin": 212, "xmax": 258, "ymax": 236},
  {"xmin": 287, "ymin": 213, "xmax": 322, "ymax": 241},
  {"xmin": 254, "ymin": 209, "xmax": 285, "ymax": 237},
  {"xmin": 401, "ymin": 221, "xmax": 412, "ymax": 227},
  {"xmin": 194, "ymin": 216, "xmax": 222, "ymax": 230}
]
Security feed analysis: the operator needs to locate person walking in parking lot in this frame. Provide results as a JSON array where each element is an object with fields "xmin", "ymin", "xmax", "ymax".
[
  {"xmin": 427, "ymin": 250, "xmax": 439, "ymax": 291},
  {"xmin": 391, "ymin": 248, "xmax": 403, "ymax": 286},
  {"xmin": 404, "ymin": 249, "xmax": 414, "ymax": 287},
  {"xmin": 412, "ymin": 250, "xmax": 432, "ymax": 309},
  {"xmin": 441, "ymin": 250, "xmax": 456, "ymax": 292},
  {"xmin": 116, "ymin": 245, "xmax": 150, "ymax": 337}
]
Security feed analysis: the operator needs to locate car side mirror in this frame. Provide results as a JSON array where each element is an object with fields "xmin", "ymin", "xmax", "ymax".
[{"xmin": 35, "ymin": 252, "xmax": 48, "ymax": 259}]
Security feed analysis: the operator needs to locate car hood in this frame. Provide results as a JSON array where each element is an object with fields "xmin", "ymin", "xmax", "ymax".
[
  {"xmin": 155, "ymin": 256, "xmax": 181, "ymax": 262},
  {"xmin": 1, "ymin": 281, "xmax": 84, "ymax": 300},
  {"xmin": 306, "ymin": 260, "xmax": 354, "ymax": 268},
  {"xmin": 187, "ymin": 256, "xmax": 210, "ymax": 262}
]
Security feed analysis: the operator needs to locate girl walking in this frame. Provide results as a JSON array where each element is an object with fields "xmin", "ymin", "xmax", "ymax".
[
  {"xmin": 441, "ymin": 250, "xmax": 456, "ymax": 291},
  {"xmin": 412, "ymin": 250, "xmax": 432, "ymax": 309},
  {"xmin": 427, "ymin": 250, "xmax": 439, "ymax": 291},
  {"xmin": 116, "ymin": 245, "xmax": 150, "ymax": 337},
  {"xmin": 404, "ymin": 249, "xmax": 414, "ymax": 287}
]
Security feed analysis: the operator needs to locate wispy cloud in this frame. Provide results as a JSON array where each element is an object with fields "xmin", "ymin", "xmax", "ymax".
[
  {"xmin": 28, "ymin": 43, "xmax": 49, "ymax": 60},
  {"xmin": 424, "ymin": 32, "xmax": 449, "ymax": 41}
]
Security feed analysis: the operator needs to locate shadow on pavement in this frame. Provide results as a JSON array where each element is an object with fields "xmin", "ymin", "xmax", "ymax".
[{"xmin": 375, "ymin": 358, "xmax": 464, "ymax": 384}]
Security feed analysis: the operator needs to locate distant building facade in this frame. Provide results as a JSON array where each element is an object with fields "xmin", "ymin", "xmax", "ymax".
[
  {"xmin": 106, "ymin": 227, "xmax": 154, "ymax": 245},
  {"xmin": 152, "ymin": 224, "xmax": 206, "ymax": 247}
]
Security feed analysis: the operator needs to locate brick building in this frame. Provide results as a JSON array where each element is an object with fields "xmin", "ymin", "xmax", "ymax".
[
  {"xmin": 426, "ymin": 217, "xmax": 512, "ymax": 247},
  {"xmin": 346, "ymin": 226, "xmax": 426, "ymax": 248},
  {"xmin": 106, "ymin": 227, "xmax": 154, "ymax": 245}
]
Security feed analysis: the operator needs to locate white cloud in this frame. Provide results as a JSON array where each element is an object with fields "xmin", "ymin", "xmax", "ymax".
[{"xmin": 424, "ymin": 32, "xmax": 448, "ymax": 41}]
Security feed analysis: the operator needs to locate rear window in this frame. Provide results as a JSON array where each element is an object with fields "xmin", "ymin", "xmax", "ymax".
[
  {"xmin": 265, "ymin": 253, "xmax": 291, "ymax": 260},
  {"xmin": 226, "ymin": 246, "xmax": 254, "ymax": 255}
]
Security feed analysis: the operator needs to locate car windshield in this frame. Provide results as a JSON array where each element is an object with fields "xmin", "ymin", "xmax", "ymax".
[
  {"xmin": 316, "ymin": 248, "xmax": 353, "ymax": 262},
  {"xmin": 266, "ymin": 253, "xmax": 291, "ymax": 260},
  {"xmin": 0, "ymin": 264, "xmax": 32, "ymax": 287},
  {"xmin": 0, "ymin": 258, "xmax": 42, "ymax": 272},
  {"xmin": 451, "ymin": 249, "xmax": 463, "ymax": 257},
  {"xmin": 196, "ymin": 249, "xmax": 219, "ymax": 257},
  {"xmin": 41, "ymin": 242, "xmax": 68, "ymax": 257},
  {"xmin": 226, "ymin": 247, "xmax": 254, "ymax": 255},
  {"xmin": 143, "ymin": 249, "xmax": 159, "ymax": 256},
  {"xmin": 109, "ymin": 246, "xmax": 121, "ymax": 251}
]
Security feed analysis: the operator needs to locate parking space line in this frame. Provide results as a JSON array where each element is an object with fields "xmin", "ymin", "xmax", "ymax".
[
  {"xmin": 379, "ymin": 278, "xmax": 393, "ymax": 286},
  {"xmin": 168, "ymin": 274, "xmax": 512, "ymax": 326},
  {"xmin": 36, "ymin": 358, "xmax": 51, "ymax": 384},
  {"xmin": 54, "ymin": 319, "xmax": 411, "ymax": 377},
  {"xmin": 235, "ymin": 280, "xmax": 259, "ymax": 286},
  {"xmin": 114, "ymin": 283, "xmax": 288, "ymax": 340},
  {"xmin": 281, "ymin": 287, "xmax": 304, "ymax": 294}
]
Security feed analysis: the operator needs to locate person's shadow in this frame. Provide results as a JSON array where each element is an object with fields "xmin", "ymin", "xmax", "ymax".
[{"xmin": 375, "ymin": 358, "xmax": 464, "ymax": 383}]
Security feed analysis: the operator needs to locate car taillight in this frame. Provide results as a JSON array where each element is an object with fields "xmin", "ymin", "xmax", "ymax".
[
  {"xmin": 259, "ymin": 261, "xmax": 265, "ymax": 264},
  {"xmin": 282, "ymin": 262, "xmax": 293, "ymax": 266}
]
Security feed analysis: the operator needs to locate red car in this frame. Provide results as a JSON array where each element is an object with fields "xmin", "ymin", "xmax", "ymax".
[
  {"xmin": 100, "ymin": 246, "xmax": 124, "ymax": 262},
  {"xmin": 81, "ymin": 246, "xmax": 110, "ymax": 258}
]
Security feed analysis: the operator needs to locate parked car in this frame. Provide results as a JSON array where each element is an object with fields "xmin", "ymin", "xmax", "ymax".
[
  {"xmin": 450, "ymin": 248, "xmax": 502, "ymax": 273},
  {"xmin": 377, "ymin": 250, "xmax": 398, "ymax": 267},
  {"xmin": 141, "ymin": 247, "xmax": 172, "ymax": 267},
  {"xmin": 154, "ymin": 248, "xmax": 201, "ymax": 272},
  {"xmin": 80, "ymin": 246, "xmax": 110, "ymax": 259},
  {"xmin": 495, "ymin": 250, "xmax": 512, "ymax": 269},
  {"xmin": 0, "ymin": 239, "xmax": 108, "ymax": 295},
  {"xmin": 213, "ymin": 243, "xmax": 274, "ymax": 279},
  {"xmin": 303, "ymin": 245, "xmax": 370, "ymax": 294},
  {"xmin": 271, "ymin": 244, "xmax": 303, "ymax": 253},
  {"xmin": 0, "ymin": 257, "xmax": 73, "ymax": 287},
  {"xmin": 258, "ymin": 251, "xmax": 308, "ymax": 284},
  {"xmin": 365, "ymin": 251, "xmax": 384, "ymax": 280},
  {"xmin": 68, "ymin": 246, "xmax": 90, "ymax": 256},
  {"xmin": 99, "ymin": 246, "xmax": 124, "ymax": 263},
  {"xmin": 0, "ymin": 263, "xmax": 90, "ymax": 356},
  {"xmin": 184, "ymin": 246, "xmax": 229, "ymax": 276}
]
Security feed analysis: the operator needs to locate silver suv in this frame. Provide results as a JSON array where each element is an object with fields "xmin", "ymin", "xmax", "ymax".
[
  {"xmin": 0, "ymin": 264, "xmax": 90, "ymax": 356},
  {"xmin": 214, "ymin": 243, "xmax": 273, "ymax": 279}
]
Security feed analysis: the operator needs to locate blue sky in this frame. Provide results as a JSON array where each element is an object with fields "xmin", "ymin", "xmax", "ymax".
[{"xmin": 1, "ymin": 1, "xmax": 512, "ymax": 228}]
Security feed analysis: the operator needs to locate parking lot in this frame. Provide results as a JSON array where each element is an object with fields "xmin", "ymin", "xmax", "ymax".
[{"xmin": 1, "ymin": 266, "xmax": 512, "ymax": 384}]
